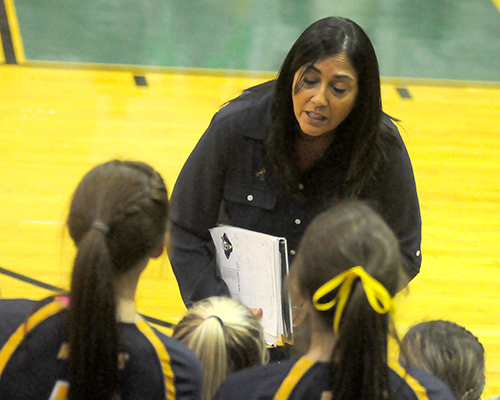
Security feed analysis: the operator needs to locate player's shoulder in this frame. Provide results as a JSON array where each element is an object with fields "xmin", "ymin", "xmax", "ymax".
[
  {"xmin": 407, "ymin": 366, "xmax": 456, "ymax": 400},
  {"xmin": 137, "ymin": 323, "xmax": 202, "ymax": 376},
  {"xmin": 0, "ymin": 298, "xmax": 36, "ymax": 316},
  {"xmin": 214, "ymin": 359, "xmax": 297, "ymax": 400},
  {"xmin": 0, "ymin": 298, "xmax": 38, "ymax": 346}
]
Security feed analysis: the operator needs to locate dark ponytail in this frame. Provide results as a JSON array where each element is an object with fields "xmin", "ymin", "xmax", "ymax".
[
  {"xmin": 67, "ymin": 160, "xmax": 168, "ymax": 400},
  {"xmin": 329, "ymin": 285, "xmax": 392, "ymax": 400},
  {"xmin": 69, "ymin": 228, "xmax": 117, "ymax": 399}
]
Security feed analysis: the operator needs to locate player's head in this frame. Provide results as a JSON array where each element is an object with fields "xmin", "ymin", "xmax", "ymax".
[
  {"xmin": 68, "ymin": 160, "xmax": 168, "ymax": 271},
  {"xmin": 66, "ymin": 160, "xmax": 168, "ymax": 399},
  {"xmin": 402, "ymin": 320, "xmax": 485, "ymax": 400},
  {"xmin": 290, "ymin": 200, "xmax": 406, "ymax": 399},
  {"xmin": 173, "ymin": 296, "xmax": 268, "ymax": 400},
  {"xmin": 291, "ymin": 200, "xmax": 404, "ymax": 321}
]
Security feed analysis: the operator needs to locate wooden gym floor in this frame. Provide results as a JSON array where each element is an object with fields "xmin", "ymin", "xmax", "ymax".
[{"xmin": 0, "ymin": 0, "xmax": 499, "ymax": 398}]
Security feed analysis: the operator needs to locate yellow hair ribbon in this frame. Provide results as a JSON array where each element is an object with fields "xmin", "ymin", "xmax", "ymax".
[{"xmin": 312, "ymin": 266, "xmax": 394, "ymax": 333}]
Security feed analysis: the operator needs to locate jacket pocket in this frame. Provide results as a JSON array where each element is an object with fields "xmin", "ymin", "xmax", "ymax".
[{"xmin": 222, "ymin": 182, "xmax": 277, "ymax": 210}]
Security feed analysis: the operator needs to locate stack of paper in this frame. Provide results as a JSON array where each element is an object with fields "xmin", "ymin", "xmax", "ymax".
[{"xmin": 210, "ymin": 225, "xmax": 293, "ymax": 345}]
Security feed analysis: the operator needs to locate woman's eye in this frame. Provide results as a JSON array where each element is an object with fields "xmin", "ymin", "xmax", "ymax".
[
  {"xmin": 303, "ymin": 78, "xmax": 318, "ymax": 86},
  {"xmin": 333, "ymin": 87, "xmax": 347, "ymax": 94}
]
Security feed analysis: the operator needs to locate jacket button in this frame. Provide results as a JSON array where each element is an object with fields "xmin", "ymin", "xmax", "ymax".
[
  {"xmin": 295, "ymin": 219, "xmax": 301, "ymax": 225},
  {"xmin": 247, "ymin": 195, "xmax": 253, "ymax": 201}
]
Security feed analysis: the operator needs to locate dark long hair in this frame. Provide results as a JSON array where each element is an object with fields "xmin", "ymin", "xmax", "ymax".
[
  {"xmin": 291, "ymin": 200, "xmax": 406, "ymax": 400},
  {"xmin": 267, "ymin": 17, "xmax": 391, "ymax": 198},
  {"xmin": 66, "ymin": 160, "xmax": 169, "ymax": 400}
]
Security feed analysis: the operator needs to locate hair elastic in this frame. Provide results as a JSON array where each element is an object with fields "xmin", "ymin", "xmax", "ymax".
[
  {"xmin": 207, "ymin": 315, "xmax": 224, "ymax": 328},
  {"xmin": 91, "ymin": 220, "xmax": 110, "ymax": 234},
  {"xmin": 312, "ymin": 266, "xmax": 394, "ymax": 333}
]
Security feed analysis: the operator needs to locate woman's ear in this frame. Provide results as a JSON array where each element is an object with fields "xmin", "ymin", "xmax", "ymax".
[
  {"xmin": 150, "ymin": 235, "xmax": 166, "ymax": 259},
  {"xmin": 289, "ymin": 278, "xmax": 309, "ymax": 327}
]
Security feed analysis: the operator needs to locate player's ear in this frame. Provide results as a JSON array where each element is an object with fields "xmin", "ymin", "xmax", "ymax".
[{"xmin": 150, "ymin": 235, "xmax": 166, "ymax": 259}]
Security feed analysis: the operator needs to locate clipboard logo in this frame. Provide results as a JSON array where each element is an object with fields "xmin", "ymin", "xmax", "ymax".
[{"xmin": 221, "ymin": 233, "xmax": 233, "ymax": 259}]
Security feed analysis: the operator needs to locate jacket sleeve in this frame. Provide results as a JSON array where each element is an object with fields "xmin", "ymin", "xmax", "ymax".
[
  {"xmin": 363, "ymin": 122, "xmax": 423, "ymax": 282},
  {"xmin": 168, "ymin": 111, "xmax": 232, "ymax": 305}
]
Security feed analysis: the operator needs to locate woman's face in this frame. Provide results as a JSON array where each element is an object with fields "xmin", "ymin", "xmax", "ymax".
[{"xmin": 292, "ymin": 53, "xmax": 358, "ymax": 138}]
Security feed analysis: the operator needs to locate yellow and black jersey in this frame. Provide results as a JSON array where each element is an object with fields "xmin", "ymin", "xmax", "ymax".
[
  {"xmin": 214, "ymin": 356, "xmax": 455, "ymax": 400},
  {"xmin": 0, "ymin": 296, "xmax": 202, "ymax": 400}
]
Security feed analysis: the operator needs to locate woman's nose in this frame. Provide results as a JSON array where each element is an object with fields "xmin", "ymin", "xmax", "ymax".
[{"xmin": 311, "ymin": 85, "xmax": 328, "ymax": 106}]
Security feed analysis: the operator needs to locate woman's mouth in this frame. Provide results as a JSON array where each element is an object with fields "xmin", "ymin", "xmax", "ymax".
[{"xmin": 306, "ymin": 111, "xmax": 327, "ymax": 122}]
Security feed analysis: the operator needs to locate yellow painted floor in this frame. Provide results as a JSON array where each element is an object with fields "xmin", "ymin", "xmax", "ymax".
[{"xmin": 0, "ymin": 64, "xmax": 499, "ymax": 398}]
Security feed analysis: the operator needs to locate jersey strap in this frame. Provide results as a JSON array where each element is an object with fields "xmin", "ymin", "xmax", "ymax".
[
  {"xmin": 135, "ymin": 319, "xmax": 176, "ymax": 400},
  {"xmin": 388, "ymin": 355, "xmax": 430, "ymax": 400},
  {"xmin": 0, "ymin": 300, "xmax": 66, "ymax": 377},
  {"xmin": 273, "ymin": 356, "xmax": 316, "ymax": 400}
]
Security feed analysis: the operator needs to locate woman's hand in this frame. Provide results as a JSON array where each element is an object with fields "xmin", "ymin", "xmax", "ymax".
[{"xmin": 251, "ymin": 308, "xmax": 263, "ymax": 321}]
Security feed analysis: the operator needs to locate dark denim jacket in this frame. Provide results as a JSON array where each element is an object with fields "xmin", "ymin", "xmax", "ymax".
[{"xmin": 169, "ymin": 84, "xmax": 422, "ymax": 304}]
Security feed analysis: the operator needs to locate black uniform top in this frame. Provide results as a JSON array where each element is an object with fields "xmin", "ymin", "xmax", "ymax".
[
  {"xmin": 169, "ymin": 83, "xmax": 422, "ymax": 304},
  {"xmin": 213, "ymin": 356, "xmax": 455, "ymax": 400},
  {"xmin": 0, "ymin": 297, "xmax": 203, "ymax": 400}
]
